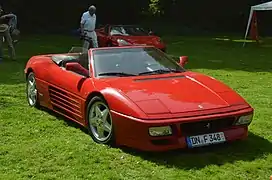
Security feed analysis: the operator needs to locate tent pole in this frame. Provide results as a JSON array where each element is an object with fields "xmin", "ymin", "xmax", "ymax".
[{"xmin": 243, "ymin": 8, "xmax": 254, "ymax": 47}]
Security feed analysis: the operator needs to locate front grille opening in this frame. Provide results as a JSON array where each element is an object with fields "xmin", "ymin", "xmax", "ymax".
[
  {"xmin": 180, "ymin": 117, "xmax": 236, "ymax": 136},
  {"xmin": 151, "ymin": 139, "xmax": 172, "ymax": 146}
]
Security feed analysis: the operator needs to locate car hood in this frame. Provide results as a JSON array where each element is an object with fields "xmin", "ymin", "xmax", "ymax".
[
  {"xmin": 112, "ymin": 35, "xmax": 161, "ymax": 45},
  {"xmin": 103, "ymin": 73, "xmax": 248, "ymax": 115}
]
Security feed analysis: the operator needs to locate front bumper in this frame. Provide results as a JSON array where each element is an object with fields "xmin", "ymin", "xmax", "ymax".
[{"xmin": 111, "ymin": 107, "xmax": 253, "ymax": 152}]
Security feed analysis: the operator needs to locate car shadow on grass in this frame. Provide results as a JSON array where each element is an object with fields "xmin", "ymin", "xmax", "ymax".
[
  {"xmin": 121, "ymin": 132, "xmax": 272, "ymax": 169},
  {"xmin": 40, "ymin": 107, "xmax": 272, "ymax": 170},
  {"xmin": 40, "ymin": 107, "xmax": 89, "ymax": 134}
]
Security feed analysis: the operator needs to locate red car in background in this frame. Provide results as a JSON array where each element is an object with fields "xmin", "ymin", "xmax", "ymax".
[{"xmin": 96, "ymin": 24, "xmax": 166, "ymax": 52}]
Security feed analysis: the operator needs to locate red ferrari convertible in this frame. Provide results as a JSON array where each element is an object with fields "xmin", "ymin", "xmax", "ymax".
[
  {"xmin": 96, "ymin": 24, "xmax": 166, "ymax": 52},
  {"xmin": 25, "ymin": 46, "xmax": 254, "ymax": 151}
]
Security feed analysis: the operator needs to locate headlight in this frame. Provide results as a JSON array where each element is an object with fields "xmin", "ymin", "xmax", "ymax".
[
  {"xmin": 117, "ymin": 39, "xmax": 131, "ymax": 45},
  {"xmin": 235, "ymin": 114, "xmax": 253, "ymax": 125},
  {"xmin": 149, "ymin": 126, "xmax": 172, "ymax": 137}
]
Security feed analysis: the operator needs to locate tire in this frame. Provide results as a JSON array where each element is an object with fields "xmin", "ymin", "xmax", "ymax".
[
  {"xmin": 26, "ymin": 72, "xmax": 40, "ymax": 108},
  {"xmin": 86, "ymin": 96, "xmax": 115, "ymax": 145}
]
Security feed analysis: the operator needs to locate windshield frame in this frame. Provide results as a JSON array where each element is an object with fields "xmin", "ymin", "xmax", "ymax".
[{"xmin": 91, "ymin": 46, "xmax": 186, "ymax": 78}]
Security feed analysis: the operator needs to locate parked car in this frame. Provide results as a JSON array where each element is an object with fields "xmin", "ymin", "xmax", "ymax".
[
  {"xmin": 96, "ymin": 24, "xmax": 166, "ymax": 52},
  {"xmin": 25, "ymin": 46, "xmax": 254, "ymax": 151}
]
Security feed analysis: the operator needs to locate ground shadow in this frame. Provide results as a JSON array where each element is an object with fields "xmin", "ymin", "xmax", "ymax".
[
  {"xmin": 41, "ymin": 107, "xmax": 272, "ymax": 170},
  {"xmin": 40, "ymin": 107, "xmax": 89, "ymax": 134},
  {"xmin": 121, "ymin": 132, "xmax": 272, "ymax": 169}
]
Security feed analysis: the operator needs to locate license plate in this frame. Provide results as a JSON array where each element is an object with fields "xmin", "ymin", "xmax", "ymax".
[{"xmin": 186, "ymin": 132, "xmax": 226, "ymax": 148}]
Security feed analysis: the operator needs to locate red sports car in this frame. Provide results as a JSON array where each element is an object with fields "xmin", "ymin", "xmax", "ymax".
[
  {"xmin": 25, "ymin": 46, "xmax": 254, "ymax": 152},
  {"xmin": 96, "ymin": 25, "xmax": 166, "ymax": 52}
]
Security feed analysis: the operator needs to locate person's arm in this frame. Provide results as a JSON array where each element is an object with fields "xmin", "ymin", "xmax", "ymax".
[
  {"xmin": 0, "ymin": 13, "xmax": 16, "ymax": 20},
  {"xmin": 94, "ymin": 14, "xmax": 96, "ymax": 29},
  {"xmin": 80, "ymin": 13, "xmax": 86, "ymax": 34}
]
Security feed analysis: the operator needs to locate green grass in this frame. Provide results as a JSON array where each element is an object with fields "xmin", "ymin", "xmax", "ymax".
[{"xmin": 0, "ymin": 35, "xmax": 272, "ymax": 180}]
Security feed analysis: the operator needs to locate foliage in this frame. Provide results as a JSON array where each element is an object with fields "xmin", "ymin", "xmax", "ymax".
[
  {"xmin": 148, "ymin": 0, "xmax": 163, "ymax": 16},
  {"xmin": 2, "ymin": 0, "xmax": 272, "ymax": 33}
]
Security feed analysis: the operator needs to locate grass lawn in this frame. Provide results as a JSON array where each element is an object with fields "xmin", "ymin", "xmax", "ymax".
[{"xmin": 0, "ymin": 35, "xmax": 271, "ymax": 180}]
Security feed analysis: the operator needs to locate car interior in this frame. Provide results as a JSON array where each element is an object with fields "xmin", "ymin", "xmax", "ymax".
[
  {"xmin": 51, "ymin": 53, "xmax": 89, "ymax": 77},
  {"xmin": 94, "ymin": 52, "xmax": 151, "ymax": 75}
]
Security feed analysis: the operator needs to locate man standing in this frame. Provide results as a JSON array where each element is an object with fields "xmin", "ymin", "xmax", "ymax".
[
  {"xmin": 80, "ymin": 5, "xmax": 98, "ymax": 49},
  {"xmin": 0, "ymin": 6, "xmax": 16, "ymax": 61}
]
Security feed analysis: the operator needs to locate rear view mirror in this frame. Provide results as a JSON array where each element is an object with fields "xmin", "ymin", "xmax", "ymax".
[{"xmin": 179, "ymin": 56, "xmax": 188, "ymax": 67}]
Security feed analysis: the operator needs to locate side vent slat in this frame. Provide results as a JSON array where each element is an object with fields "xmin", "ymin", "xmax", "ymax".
[
  {"xmin": 50, "ymin": 93, "xmax": 81, "ymax": 110},
  {"xmin": 51, "ymin": 97, "xmax": 81, "ymax": 114},
  {"xmin": 48, "ymin": 86, "xmax": 82, "ymax": 119},
  {"xmin": 51, "ymin": 102, "xmax": 82, "ymax": 118}
]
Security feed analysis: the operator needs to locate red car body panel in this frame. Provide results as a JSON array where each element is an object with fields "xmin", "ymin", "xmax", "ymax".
[
  {"xmin": 111, "ymin": 110, "xmax": 249, "ymax": 151},
  {"xmin": 96, "ymin": 25, "xmax": 166, "ymax": 51},
  {"xmin": 24, "ymin": 46, "xmax": 254, "ymax": 151}
]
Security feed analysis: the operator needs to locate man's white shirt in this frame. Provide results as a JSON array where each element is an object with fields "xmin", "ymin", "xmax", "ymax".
[{"xmin": 80, "ymin": 11, "xmax": 96, "ymax": 32}]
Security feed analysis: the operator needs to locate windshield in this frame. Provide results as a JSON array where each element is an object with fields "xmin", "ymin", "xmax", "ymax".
[
  {"xmin": 92, "ymin": 47, "xmax": 185, "ymax": 77},
  {"xmin": 109, "ymin": 26, "xmax": 149, "ymax": 36}
]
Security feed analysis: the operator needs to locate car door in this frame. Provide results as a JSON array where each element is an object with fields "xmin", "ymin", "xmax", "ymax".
[{"xmin": 46, "ymin": 59, "xmax": 92, "ymax": 125}]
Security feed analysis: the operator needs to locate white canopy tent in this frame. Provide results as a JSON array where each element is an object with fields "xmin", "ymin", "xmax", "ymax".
[{"xmin": 243, "ymin": 1, "xmax": 272, "ymax": 46}]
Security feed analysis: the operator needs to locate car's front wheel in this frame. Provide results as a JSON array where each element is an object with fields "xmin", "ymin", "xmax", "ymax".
[
  {"xmin": 26, "ymin": 72, "xmax": 40, "ymax": 108},
  {"xmin": 86, "ymin": 96, "xmax": 115, "ymax": 145}
]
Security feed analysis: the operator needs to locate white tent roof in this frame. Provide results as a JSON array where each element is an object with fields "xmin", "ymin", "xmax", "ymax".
[
  {"xmin": 252, "ymin": 1, "xmax": 272, "ymax": 10},
  {"xmin": 243, "ymin": 1, "xmax": 272, "ymax": 46}
]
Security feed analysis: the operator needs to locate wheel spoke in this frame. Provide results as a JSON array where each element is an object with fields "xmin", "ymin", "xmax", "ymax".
[
  {"xmin": 97, "ymin": 127, "xmax": 105, "ymax": 138},
  {"xmin": 95, "ymin": 106, "xmax": 102, "ymax": 117},
  {"xmin": 29, "ymin": 80, "xmax": 34, "ymax": 87},
  {"xmin": 103, "ymin": 121, "xmax": 111, "ymax": 132},
  {"xmin": 90, "ymin": 117, "xmax": 98, "ymax": 126},
  {"xmin": 101, "ymin": 108, "xmax": 109, "ymax": 122},
  {"xmin": 31, "ymin": 89, "xmax": 37, "ymax": 96}
]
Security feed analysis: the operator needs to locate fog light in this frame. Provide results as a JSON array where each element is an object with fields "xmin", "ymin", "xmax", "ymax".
[
  {"xmin": 235, "ymin": 114, "xmax": 253, "ymax": 125},
  {"xmin": 149, "ymin": 126, "xmax": 172, "ymax": 137}
]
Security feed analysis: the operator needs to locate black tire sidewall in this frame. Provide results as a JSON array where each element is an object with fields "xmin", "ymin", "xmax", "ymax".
[{"xmin": 86, "ymin": 96, "xmax": 115, "ymax": 145}]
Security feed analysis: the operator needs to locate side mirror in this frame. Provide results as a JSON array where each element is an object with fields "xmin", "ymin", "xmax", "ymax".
[
  {"xmin": 65, "ymin": 62, "xmax": 89, "ymax": 77},
  {"xmin": 179, "ymin": 56, "xmax": 188, "ymax": 67}
]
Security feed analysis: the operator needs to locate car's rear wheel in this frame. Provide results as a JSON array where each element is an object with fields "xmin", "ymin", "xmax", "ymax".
[
  {"xmin": 86, "ymin": 96, "xmax": 115, "ymax": 145},
  {"xmin": 26, "ymin": 72, "xmax": 40, "ymax": 108}
]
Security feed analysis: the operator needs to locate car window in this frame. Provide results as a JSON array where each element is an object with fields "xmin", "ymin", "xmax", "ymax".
[
  {"xmin": 109, "ymin": 26, "xmax": 149, "ymax": 36},
  {"xmin": 92, "ymin": 47, "xmax": 185, "ymax": 77}
]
